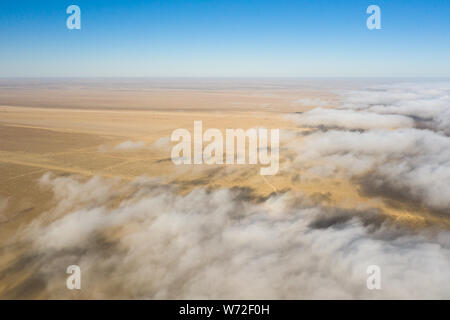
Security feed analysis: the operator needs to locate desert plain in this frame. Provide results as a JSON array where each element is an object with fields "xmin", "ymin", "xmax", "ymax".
[{"xmin": 0, "ymin": 78, "xmax": 449, "ymax": 299}]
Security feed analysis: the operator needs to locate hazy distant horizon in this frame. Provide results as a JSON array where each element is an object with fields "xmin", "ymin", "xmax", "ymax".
[{"xmin": 1, "ymin": 76, "xmax": 449, "ymax": 90}]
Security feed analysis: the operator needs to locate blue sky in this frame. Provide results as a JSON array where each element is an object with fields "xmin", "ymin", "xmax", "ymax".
[{"xmin": 0, "ymin": 0, "xmax": 449, "ymax": 77}]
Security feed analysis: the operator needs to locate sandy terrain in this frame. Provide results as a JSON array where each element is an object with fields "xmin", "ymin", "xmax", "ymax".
[{"xmin": 0, "ymin": 79, "xmax": 448, "ymax": 299}]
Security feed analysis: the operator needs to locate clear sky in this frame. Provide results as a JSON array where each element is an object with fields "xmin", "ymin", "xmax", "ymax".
[{"xmin": 0, "ymin": 0, "xmax": 449, "ymax": 77}]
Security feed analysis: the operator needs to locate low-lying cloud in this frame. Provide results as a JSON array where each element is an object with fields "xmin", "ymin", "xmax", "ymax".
[
  {"xmin": 2, "ymin": 81, "xmax": 449, "ymax": 300},
  {"xmin": 5, "ymin": 174, "xmax": 450, "ymax": 299},
  {"xmin": 292, "ymin": 98, "xmax": 332, "ymax": 107},
  {"xmin": 290, "ymin": 108, "xmax": 414, "ymax": 130},
  {"xmin": 114, "ymin": 140, "xmax": 146, "ymax": 151},
  {"xmin": 340, "ymin": 82, "xmax": 450, "ymax": 134},
  {"xmin": 291, "ymin": 82, "xmax": 450, "ymax": 213}
]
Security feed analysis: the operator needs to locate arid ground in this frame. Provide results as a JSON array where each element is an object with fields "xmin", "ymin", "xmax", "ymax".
[{"xmin": 0, "ymin": 79, "xmax": 449, "ymax": 299}]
